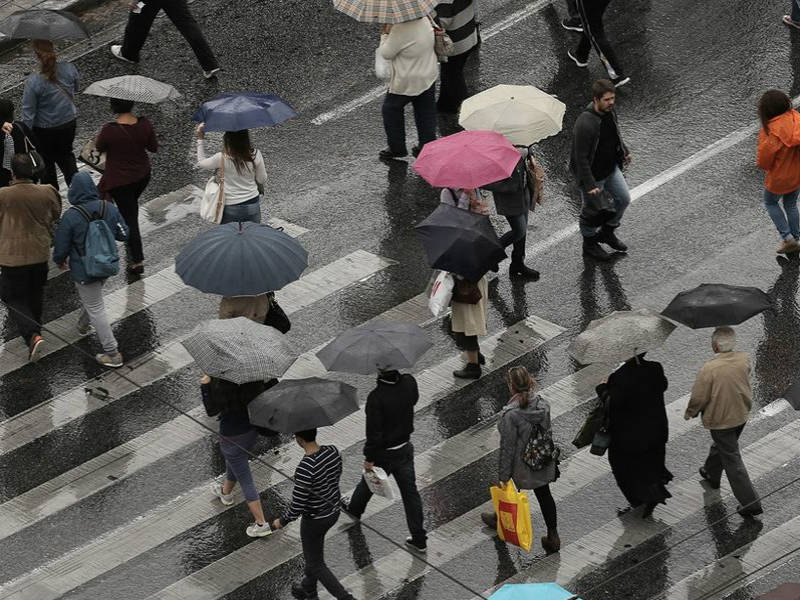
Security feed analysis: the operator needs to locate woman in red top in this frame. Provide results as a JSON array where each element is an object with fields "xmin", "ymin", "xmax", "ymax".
[{"xmin": 96, "ymin": 98, "xmax": 158, "ymax": 274}]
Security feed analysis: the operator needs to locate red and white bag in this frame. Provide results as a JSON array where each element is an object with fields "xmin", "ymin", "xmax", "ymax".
[{"xmin": 428, "ymin": 270, "xmax": 454, "ymax": 316}]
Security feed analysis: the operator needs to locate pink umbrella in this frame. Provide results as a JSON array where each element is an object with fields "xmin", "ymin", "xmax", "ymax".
[{"xmin": 412, "ymin": 130, "xmax": 521, "ymax": 189}]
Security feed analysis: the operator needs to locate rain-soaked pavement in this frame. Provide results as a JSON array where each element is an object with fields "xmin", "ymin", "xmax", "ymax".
[{"xmin": 1, "ymin": 0, "xmax": 800, "ymax": 598}]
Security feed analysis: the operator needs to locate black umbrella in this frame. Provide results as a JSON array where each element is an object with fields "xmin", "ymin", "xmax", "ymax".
[
  {"xmin": 661, "ymin": 283, "xmax": 773, "ymax": 329},
  {"xmin": 414, "ymin": 203, "xmax": 506, "ymax": 282},
  {"xmin": 248, "ymin": 378, "xmax": 359, "ymax": 433},
  {"xmin": 0, "ymin": 9, "xmax": 90, "ymax": 40}
]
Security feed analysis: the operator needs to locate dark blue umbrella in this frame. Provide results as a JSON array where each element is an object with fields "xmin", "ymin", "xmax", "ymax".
[
  {"xmin": 175, "ymin": 222, "xmax": 308, "ymax": 296},
  {"xmin": 191, "ymin": 92, "xmax": 297, "ymax": 132}
]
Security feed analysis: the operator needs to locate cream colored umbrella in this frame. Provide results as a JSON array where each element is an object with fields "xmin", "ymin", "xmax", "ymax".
[{"xmin": 459, "ymin": 84, "xmax": 566, "ymax": 145}]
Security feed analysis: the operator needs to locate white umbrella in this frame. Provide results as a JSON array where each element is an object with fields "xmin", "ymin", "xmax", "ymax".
[
  {"xmin": 83, "ymin": 75, "xmax": 180, "ymax": 104},
  {"xmin": 459, "ymin": 84, "xmax": 566, "ymax": 145}
]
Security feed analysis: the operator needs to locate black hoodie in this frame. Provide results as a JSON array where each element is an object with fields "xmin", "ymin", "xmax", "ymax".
[{"xmin": 363, "ymin": 371, "xmax": 419, "ymax": 462}]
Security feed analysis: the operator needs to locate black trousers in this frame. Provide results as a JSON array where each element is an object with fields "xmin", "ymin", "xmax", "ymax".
[
  {"xmin": 575, "ymin": 0, "xmax": 624, "ymax": 78},
  {"xmin": 382, "ymin": 84, "xmax": 437, "ymax": 154},
  {"xmin": 299, "ymin": 512, "xmax": 352, "ymax": 599},
  {"xmin": 437, "ymin": 51, "xmax": 471, "ymax": 113},
  {"xmin": 498, "ymin": 212, "xmax": 529, "ymax": 265},
  {"xmin": 108, "ymin": 175, "xmax": 150, "ymax": 263},
  {"xmin": 32, "ymin": 120, "xmax": 78, "ymax": 190},
  {"xmin": 121, "ymin": 0, "xmax": 219, "ymax": 71},
  {"xmin": 532, "ymin": 484, "xmax": 558, "ymax": 531},
  {"xmin": 0, "ymin": 262, "xmax": 48, "ymax": 345}
]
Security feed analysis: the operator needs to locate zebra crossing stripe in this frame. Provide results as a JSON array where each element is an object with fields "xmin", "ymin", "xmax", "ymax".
[
  {"xmin": 0, "ymin": 316, "xmax": 564, "ymax": 600},
  {"xmin": 0, "ymin": 250, "xmax": 395, "ymax": 540}
]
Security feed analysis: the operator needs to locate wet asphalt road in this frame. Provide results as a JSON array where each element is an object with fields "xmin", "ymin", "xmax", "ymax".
[{"xmin": 2, "ymin": 0, "xmax": 800, "ymax": 598}]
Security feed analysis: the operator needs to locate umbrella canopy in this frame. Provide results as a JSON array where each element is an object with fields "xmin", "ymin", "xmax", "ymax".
[
  {"xmin": 333, "ymin": 0, "xmax": 438, "ymax": 23},
  {"xmin": 248, "ymin": 378, "xmax": 359, "ymax": 433},
  {"xmin": 192, "ymin": 92, "xmax": 296, "ymax": 132},
  {"xmin": 175, "ymin": 222, "xmax": 308, "ymax": 296},
  {"xmin": 490, "ymin": 583, "xmax": 582, "ymax": 600},
  {"xmin": 0, "ymin": 9, "xmax": 89, "ymax": 40},
  {"xmin": 412, "ymin": 130, "xmax": 521, "ymax": 189},
  {"xmin": 181, "ymin": 317, "xmax": 297, "ymax": 384},
  {"xmin": 459, "ymin": 84, "xmax": 566, "ymax": 145},
  {"xmin": 415, "ymin": 202, "xmax": 506, "ymax": 282},
  {"xmin": 661, "ymin": 283, "xmax": 773, "ymax": 329},
  {"xmin": 83, "ymin": 75, "xmax": 180, "ymax": 104},
  {"xmin": 317, "ymin": 320, "xmax": 432, "ymax": 374},
  {"xmin": 568, "ymin": 308, "xmax": 676, "ymax": 365}
]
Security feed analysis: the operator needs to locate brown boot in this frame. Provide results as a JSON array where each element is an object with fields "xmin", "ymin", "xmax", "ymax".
[
  {"xmin": 480, "ymin": 511, "xmax": 497, "ymax": 529},
  {"xmin": 541, "ymin": 531, "xmax": 561, "ymax": 553}
]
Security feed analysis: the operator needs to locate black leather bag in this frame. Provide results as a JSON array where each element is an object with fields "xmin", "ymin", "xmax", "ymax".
[
  {"xmin": 14, "ymin": 124, "xmax": 46, "ymax": 178},
  {"xmin": 263, "ymin": 293, "xmax": 291, "ymax": 334},
  {"xmin": 582, "ymin": 189, "xmax": 617, "ymax": 227},
  {"xmin": 588, "ymin": 389, "xmax": 612, "ymax": 456},
  {"xmin": 451, "ymin": 279, "xmax": 482, "ymax": 304}
]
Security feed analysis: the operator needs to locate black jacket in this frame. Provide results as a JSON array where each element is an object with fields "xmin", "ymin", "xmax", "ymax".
[
  {"xmin": 569, "ymin": 105, "xmax": 628, "ymax": 193},
  {"xmin": 363, "ymin": 371, "xmax": 418, "ymax": 462},
  {"xmin": 481, "ymin": 148, "xmax": 530, "ymax": 216}
]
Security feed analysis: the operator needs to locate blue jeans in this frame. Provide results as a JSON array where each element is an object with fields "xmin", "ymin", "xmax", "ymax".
[
  {"xmin": 764, "ymin": 188, "xmax": 800, "ymax": 241},
  {"xmin": 221, "ymin": 196, "xmax": 261, "ymax": 224},
  {"xmin": 219, "ymin": 429, "xmax": 259, "ymax": 501},
  {"xmin": 579, "ymin": 166, "xmax": 631, "ymax": 237},
  {"xmin": 499, "ymin": 212, "xmax": 529, "ymax": 264},
  {"xmin": 382, "ymin": 84, "xmax": 437, "ymax": 154}
]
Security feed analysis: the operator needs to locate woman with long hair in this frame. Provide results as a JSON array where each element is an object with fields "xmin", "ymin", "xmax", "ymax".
[
  {"xmin": 21, "ymin": 40, "xmax": 79, "ymax": 190},
  {"xmin": 757, "ymin": 89, "xmax": 800, "ymax": 254},
  {"xmin": 195, "ymin": 125, "xmax": 267, "ymax": 224},
  {"xmin": 481, "ymin": 366, "xmax": 561, "ymax": 553}
]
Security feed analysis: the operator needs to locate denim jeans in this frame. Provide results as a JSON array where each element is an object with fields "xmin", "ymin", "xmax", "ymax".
[
  {"xmin": 300, "ymin": 512, "xmax": 353, "ymax": 599},
  {"xmin": 219, "ymin": 429, "xmax": 259, "ymax": 501},
  {"xmin": 221, "ymin": 197, "xmax": 261, "ymax": 224},
  {"xmin": 499, "ymin": 212, "xmax": 529, "ymax": 264},
  {"xmin": 763, "ymin": 188, "xmax": 800, "ymax": 241},
  {"xmin": 0, "ymin": 262, "xmax": 48, "ymax": 345},
  {"xmin": 579, "ymin": 166, "xmax": 631, "ymax": 237},
  {"xmin": 382, "ymin": 84, "xmax": 437, "ymax": 155},
  {"xmin": 348, "ymin": 443, "xmax": 427, "ymax": 544}
]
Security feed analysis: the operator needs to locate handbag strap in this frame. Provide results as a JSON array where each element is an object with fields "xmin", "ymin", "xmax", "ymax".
[
  {"xmin": 50, "ymin": 78, "xmax": 76, "ymax": 107},
  {"xmin": 12, "ymin": 123, "xmax": 37, "ymax": 153}
]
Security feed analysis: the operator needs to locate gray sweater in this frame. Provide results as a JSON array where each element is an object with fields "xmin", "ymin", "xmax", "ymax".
[{"xmin": 497, "ymin": 394, "xmax": 557, "ymax": 490}]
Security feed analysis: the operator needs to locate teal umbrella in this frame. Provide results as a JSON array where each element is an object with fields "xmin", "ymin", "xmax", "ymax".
[{"xmin": 490, "ymin": 583, "xmax": 582, "ymax": 600}]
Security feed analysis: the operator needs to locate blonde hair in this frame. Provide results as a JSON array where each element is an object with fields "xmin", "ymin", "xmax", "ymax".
[
  {"xmin": 507, "ymin": 366, "xmax": 534, "ymax": 408},
  {"xmin": 32, "ymin": 39, "xmax": 57, "ymax": 82}
]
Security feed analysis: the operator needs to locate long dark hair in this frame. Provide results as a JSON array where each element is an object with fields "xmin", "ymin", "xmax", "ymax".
[
  {"xmin": 758, "ymin": 90, "xmax": 792, "ymax": 134},
  {"xmin": 222, "ymin": 130, "xmax": 256, "ymax": 175}
]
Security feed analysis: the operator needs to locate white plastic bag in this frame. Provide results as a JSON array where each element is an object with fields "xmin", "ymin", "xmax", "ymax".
[
  {"xmin": 375, "ymin": 38, "xmax": 392, "ymax": 81},
  {"xmin": 363, "ymin": 466, "xmax": 395, "ymax": 500},
  {"xmin": 428, "ymin": 271, "xmax": 454, "ymax": 316}
]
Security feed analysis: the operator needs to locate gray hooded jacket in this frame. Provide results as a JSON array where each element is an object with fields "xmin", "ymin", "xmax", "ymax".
[{"xmin": 497, "ymin": 393, "xmax": 557, "ymax": 490}]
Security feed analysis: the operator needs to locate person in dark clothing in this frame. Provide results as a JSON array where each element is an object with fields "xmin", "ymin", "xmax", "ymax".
[
  {"xmin": 272, "ymin": 429, "xmax": 355, "ymax": 600},
  {"xmin": 481, "ymin": 146, "xmax": 542, "ymax": 280},
  {"xmin": 341, "ymin": 370, "xmax": 428, "ymax": 553},
  {"xmin": 96, "ymin": 98, "xmax": 158, "ymax": 275},
  {"xmin": 568, "ymin": 0, "xmax": 629, "ymax": 87},
  {"xmin": 570, "ymin": 79, "xmax": 632, "ymax": 261},
  {"xmin": 0, "ymin": 100, "xmax": 40, "ymax": 188},
  {"xmin": 434, "ymin": 0, "xmax": 479, "ymax": 113},
  {"xmin": 596, "ymin": 353, "xmax": 673, "ymax": 518},
  {"xmin": 111, "ymin": 0, "xmax": 220, "ymax": 79},
  {"xmin": 561, "ymin": 0, "xmax": 584, "ymax": 31}
]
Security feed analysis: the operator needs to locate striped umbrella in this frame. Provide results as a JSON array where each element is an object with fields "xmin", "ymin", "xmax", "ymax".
[{"xmin": 333, "ymin": 0, "xmax": 438, "ymax": 23}]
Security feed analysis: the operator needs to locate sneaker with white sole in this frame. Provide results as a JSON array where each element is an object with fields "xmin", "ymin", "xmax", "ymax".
[
  {"xmin": 203, "ymin": 67, "xmax": 221, "ymax": 79},
  {"xmin": 567, "ymin": 49, "xmax": 589, "ymax": 67},
  {"xmin": 561, "ymin": 16, "xmax": 583, "ymax": 32},
  {"xmin": 29, "ymin": 335, "xmax": 44, "ymax": 362},
  {"xmin": 110, "ymin": 44, "xmax": 136, "ymax": 63},
  {"xmin": 612, "ymin": 75, "xmax": 631, "ymax": 88},
  {"xmin": 96, "ymin": 351, "xmax": 124, "ymax": 368},
  {"xmin": 246, "ymin": 522, "xmax": 273, "ymax": 538},
  {"xmin": 211, "ymin": 482, "xmax": 235, "ymax": 506}
]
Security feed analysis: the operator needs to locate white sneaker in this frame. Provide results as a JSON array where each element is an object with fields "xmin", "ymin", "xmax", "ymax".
[
  {"xmin": 203, "ymin": 67, "xmax": 221, "ymax": 79},
  {"xmin": 246, "ymin": 522, "xmax": 273, "ymax": 538},
  {"xmin": 110, "ymin": 44, "xmax": 136, "ymax": 63},
  {"xmin": 211, "ymin": 482, "xmax": 234, "ymax": 506},
  {"xmin": 96, "ymin": 351, "xmax": 124, "ymax": 368}
]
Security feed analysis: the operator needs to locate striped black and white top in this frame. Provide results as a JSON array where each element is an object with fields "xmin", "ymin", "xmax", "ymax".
[
  {"xmin": 434, "ymin": 0, "xmax": 479, "ymax": 56},
  {"xmin": 282, "ymin": 445, "xmax": 343, "ymax": 523}
]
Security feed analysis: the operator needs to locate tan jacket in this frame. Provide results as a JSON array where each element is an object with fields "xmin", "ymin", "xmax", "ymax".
[
  {"xmin": 0, "ymin": 180, "xmax": 61, "ymax": 267},
  {"xmin": 379, "ymin": 18, "xmax": 439, "ymax": 96},
  {"xmin": 685, "ymin": 351, "xmax": 752, "ymax": 430}
]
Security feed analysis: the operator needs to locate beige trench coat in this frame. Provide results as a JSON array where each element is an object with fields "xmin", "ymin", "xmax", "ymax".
[{"xmin": 450, "ymin": 275, "xmax": 488, "ymax": 336}]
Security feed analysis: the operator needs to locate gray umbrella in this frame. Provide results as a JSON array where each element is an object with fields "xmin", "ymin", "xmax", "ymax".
[
  {"xmin": 316, "ymin": 320, "xmax": 432, "ymax": 375},
  {"xmin": 248, "ymin": 378, "xmax": 359, "ymax": 433},
  {"xmin": 83, "ymin": 76, "xmax": 181, "ymax": 104},
  {"xmin": 568, "ymin": 308, "xmax": 676, "ymax": 365},
  {"xmin": 181, "ymin": 317, "xmax": 296, "ymax": 384},
  {"xmin": 0, "ymin": 9, "xmax": 89, "ymax": 40}
]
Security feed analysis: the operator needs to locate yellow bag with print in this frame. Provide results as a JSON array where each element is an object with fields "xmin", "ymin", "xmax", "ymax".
[{"xmin": 490, "ymin": 479, "xmax": 533, "ymax": 551}]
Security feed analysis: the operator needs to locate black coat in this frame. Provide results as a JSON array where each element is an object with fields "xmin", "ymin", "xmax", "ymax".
[
  {"xmin": 363, "ymin": 371, "xmax": 418, "ymax": 463},
  {"xmin": 569, "ymin": 106, "xmax": 628, "ymax": 193},
  {"xmin": 481, "ymin": 154, "xmax": 530, "ymax": 216}
]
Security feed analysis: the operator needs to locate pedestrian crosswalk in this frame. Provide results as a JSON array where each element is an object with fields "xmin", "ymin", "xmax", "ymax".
[{"xmin": 1, "ymin": 174, "xmax": 798, "ymax": 600}]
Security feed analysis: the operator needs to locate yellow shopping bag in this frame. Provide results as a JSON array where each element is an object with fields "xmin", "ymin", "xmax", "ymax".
[{"xmin": 490, "ymin": 479, "xmax": 533, "ymax": 551}]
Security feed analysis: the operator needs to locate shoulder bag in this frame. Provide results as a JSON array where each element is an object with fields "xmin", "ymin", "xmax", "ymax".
[
  {"xmin": 13, "ymin": 123, "xmax": 46, "ymax": 178},
  {"xmin": 200, "ymin": 153, "xmax": 226, "ymax": 223},
  {"xmin": 451, "ymin": 278, "xmax": 482, "ymax": 304},
  {"xmin": 428, "ymin": 15, "xmax": 455, "ymax": 62}
]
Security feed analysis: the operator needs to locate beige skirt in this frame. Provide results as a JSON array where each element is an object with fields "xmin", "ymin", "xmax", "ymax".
[{"xmin": 450, "ymin": 275, "xmax": 488, "ymax": 337}]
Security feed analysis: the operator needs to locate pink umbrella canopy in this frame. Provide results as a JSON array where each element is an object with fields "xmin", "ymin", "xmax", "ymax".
[{"xmin": 412, "ymin": 130, "xmax": 521, "ymax": 189}]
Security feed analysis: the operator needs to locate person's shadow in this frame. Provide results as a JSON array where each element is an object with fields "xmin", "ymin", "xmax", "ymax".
[{"xmin": 577, "ymin": 255, "xmax": 631, "ymax": 334}]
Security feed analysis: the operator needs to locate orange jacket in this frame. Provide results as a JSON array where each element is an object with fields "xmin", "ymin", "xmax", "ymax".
[{"xmin": 757, "ymin": 110, "xmax": 800, "ymax": 195}]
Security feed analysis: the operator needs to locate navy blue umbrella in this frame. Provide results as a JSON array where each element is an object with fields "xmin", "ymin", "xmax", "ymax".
[
  {"xmin": 175, "ymin": 222, "xmax": 308, "ymax": 296},
  {"xmin": 192, "ymin": 92, "xmax": 297, "ymax": 132}
]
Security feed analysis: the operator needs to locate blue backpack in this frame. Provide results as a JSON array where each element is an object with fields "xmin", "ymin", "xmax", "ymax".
[{"xmin": 73, "ymin": 201, "xmax": 119, "ymax": 278}]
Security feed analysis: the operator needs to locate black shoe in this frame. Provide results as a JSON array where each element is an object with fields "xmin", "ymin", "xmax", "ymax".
[
  {"xmin": 509, "ymin": 262, "xmax": 540, "ymax": 280},
  {"xmin": 379, "ymin": 148, "xmax": 408, "ymax": 160},
  {"xmin": 405, "ymin": 536, "xmax": 427, "ymax": 553},
  {"xmin": 478, "ymin": 352, "xmax": 486, "ymax": 365},
  {"xmin": 411, "ymin": 145, "xmax": 422, "ymax": 158},
  {"xmin": 561, "ymin": 16, "xmax": 584, "ymax": 32},
  {"xmin": 699, "ymin": 467, "xmax": 720, "ymax": 489},
  {"xmin": 453, "ymin": 362, "xmax": 481, "ymax": 379},
  {"xmin": 340, "ymin": 497, "xmax": 360, "ymax": 520},
  {"xmin": 582, "ymin": 237, "xmax": 611, "ymax": 261},
  {"xmin": 612, "ymin": 75, "xmax": 631, "ymax": 88},
  {"xmin": 737, "ymin": 504, "xmax": 764, "ymax": 518},
  {"xmin": 291, "ymin": 582, "xmax": 319, "ymax": 600},
  {"xmin": 598, "ymin": 226, "xmax": 628, "ymax": 252},
  {"xmin": 641, "ymin": 501, "xmax": 658, "ymax": 519}
]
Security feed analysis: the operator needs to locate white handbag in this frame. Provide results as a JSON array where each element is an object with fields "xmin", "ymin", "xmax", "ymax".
[
  {"xmin": 428, "ymin": 270, "xmax": 454, "ymax": 316},
  {"xmin": 363, "ymin": 467, "xmax": 395, "ymax": 500},
  {"xmin": 375, "ymin": 35, "xmax": 392, "ymax": 81},
  {"xmin": 199, "ymin": 153, "xmax": 226, "ymax": 223}
]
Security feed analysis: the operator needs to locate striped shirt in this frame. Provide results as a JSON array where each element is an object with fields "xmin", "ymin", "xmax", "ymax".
[
  {"xmin": 434, "ymin": 0, "xmax": 478, "ymax": 56},
  {"xmin": 282, "ymin": 445, "xmax": 343, "ymax": 523}
]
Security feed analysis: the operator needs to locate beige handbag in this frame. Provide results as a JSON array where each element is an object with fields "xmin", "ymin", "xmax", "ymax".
[{"xmin": 200, "ymin": 153, "xmax": 226, "ymax": 223}]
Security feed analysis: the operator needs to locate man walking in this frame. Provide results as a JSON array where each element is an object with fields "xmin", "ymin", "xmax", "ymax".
[
  {"xmin": 341, "ymin": 369, "xmax": 428, "ymax": 553},
  {"xmin": 110, "ymin": 0, "xmax": 220, "ymax": 79},
  {"xmin": 434, "ymin": 0, "xmax": 479, "ymax": 114},
  {"xmin": 0, "ymin": 154, "xmax": 61, "ymax": 361},
  {"xmin": 568, "ymin": 0, "xmax": 629, "ymax": 87},
  {"xmin": 272, "ymin": 430, "xmax": 356, "ymax": 600},
  {"xmin": 570, "ymin": 79, "xmax": 631, "ymax": 261},
  {"xmin": 685, "ymin": 327, "xmax": 763, "ymax": 518}
]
